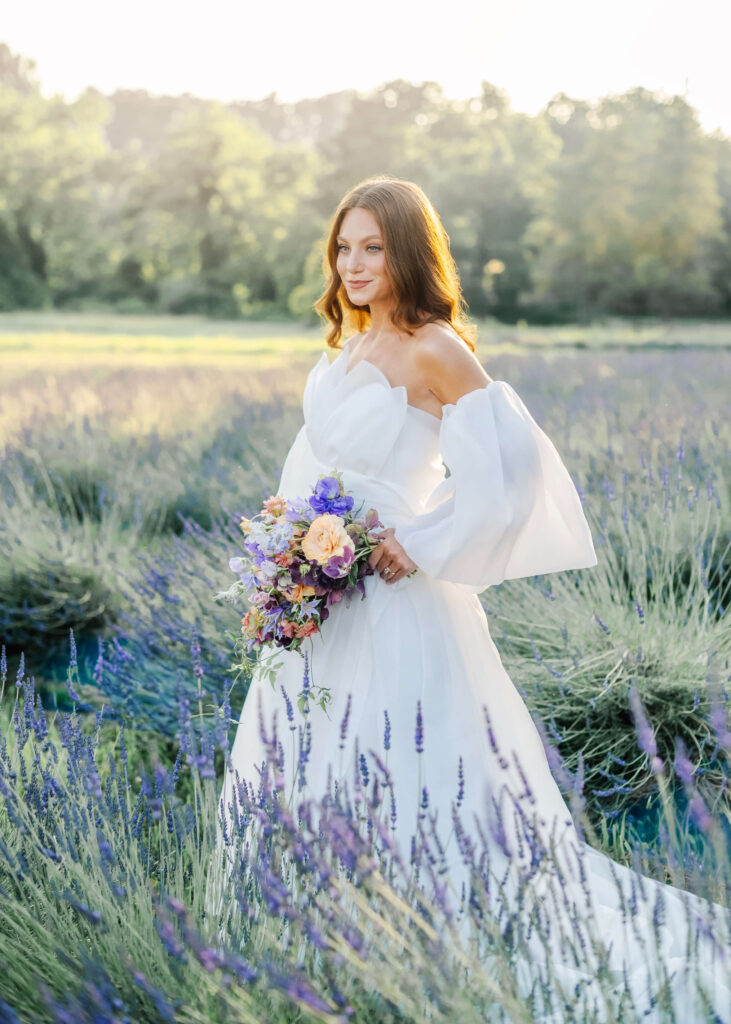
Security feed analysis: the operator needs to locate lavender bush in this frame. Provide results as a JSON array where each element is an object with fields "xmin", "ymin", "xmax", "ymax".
[
  {"xmin": 1, "ymin": 335, "xmax": 730, "ymax": 1019},
  {"xmin": 0, "ymin": 643, "xmax": 729, "ymax": 1023},
  {"xmin": 2, "ymin": 346, "xmax": 729, "ymax": 828},
  {"xmin": 486, "ymin": 419, "xmax": 730, "ymax": 831}
]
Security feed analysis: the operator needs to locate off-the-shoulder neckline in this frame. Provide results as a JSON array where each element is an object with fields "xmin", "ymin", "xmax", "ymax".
[{"xmin": 332, "ymin": 335, "xmax": 501, "ymax": 425}]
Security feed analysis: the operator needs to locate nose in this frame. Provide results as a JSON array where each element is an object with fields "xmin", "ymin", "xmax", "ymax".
[{"xmin": 345, "ymin": 249, "xmax": 364, "ymax": 272}]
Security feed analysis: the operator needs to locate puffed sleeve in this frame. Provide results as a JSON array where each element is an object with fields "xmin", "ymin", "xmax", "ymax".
[{"xmin": 392, "ymin": 381, "xmax": 597, "ymax": 592}]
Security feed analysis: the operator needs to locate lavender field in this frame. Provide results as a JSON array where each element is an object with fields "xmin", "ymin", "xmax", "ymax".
[{"xmin": 0, "ymin": 314, "xmax": 730, "ymax": 1022}]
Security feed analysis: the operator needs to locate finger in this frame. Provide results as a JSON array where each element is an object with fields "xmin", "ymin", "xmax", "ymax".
[
  {"xmin": 380, "ymin": 561, "xmax": 396, "ymax": 579},
  {"xmin": 385, "ymin": 566, "xmax": 405, "ymax": 584},
  {"xmin": 371, "ymin": 545, "xmax": 392, "ymax": 573},
  {"xmin": 368, "ymin": 542, "xmax": 384, "ymax": 571}
]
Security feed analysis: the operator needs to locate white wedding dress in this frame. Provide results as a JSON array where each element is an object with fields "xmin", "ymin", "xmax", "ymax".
[{"xmin": 216, "ymin": 335, "xmax": 731, "ymax": 1021}]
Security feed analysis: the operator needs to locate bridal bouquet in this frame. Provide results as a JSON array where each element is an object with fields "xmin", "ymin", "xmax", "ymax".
[{"xmin": 224, "ymin": 472, "xmax": 383, "ymax": 714}]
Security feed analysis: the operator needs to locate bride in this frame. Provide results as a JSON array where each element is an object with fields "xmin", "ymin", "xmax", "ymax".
[{"xmin": 214, "ymin": 176, "xmax": 730, "ymax": 1021}]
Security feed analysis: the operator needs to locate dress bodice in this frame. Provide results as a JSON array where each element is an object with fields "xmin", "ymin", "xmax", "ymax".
[
  {"xmin": 302, "ymin": 340, "xmax": 447, "ymax": 520},
  {"xmin": 277, "ymin": 338, "xmax": 598, "ymax": 592}
]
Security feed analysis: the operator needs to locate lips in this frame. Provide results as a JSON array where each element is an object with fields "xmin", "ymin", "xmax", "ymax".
[{"xmin": 348, "ymin": 280, "xmax": 371, "ymax": 287}]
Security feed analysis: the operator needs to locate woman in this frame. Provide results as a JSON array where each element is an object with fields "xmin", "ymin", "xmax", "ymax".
[{"xmin": 215, "ymin": 177, "xmax": 730, "ymax": 1020}]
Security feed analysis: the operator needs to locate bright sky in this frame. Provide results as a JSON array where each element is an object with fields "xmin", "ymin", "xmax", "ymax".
[{"xmin": 4, "ymin": 0, "xmax": 730, "ymax": 135}]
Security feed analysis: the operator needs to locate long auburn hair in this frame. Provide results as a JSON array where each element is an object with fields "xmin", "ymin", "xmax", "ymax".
[{"xmin": 314, "ymin": 176, "xmax": 477, "ymax": 351}]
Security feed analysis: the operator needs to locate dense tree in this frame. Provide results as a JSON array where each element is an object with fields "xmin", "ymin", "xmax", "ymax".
[
  {"xmin": 418, "ymin": 83, "xmax": 559, "ymax": 319},
  {"xmin": 108, "ymin": 100, "xmax": 321, "ymax": 316},
  {"xmin": 528, "ymin": 90, "xmax": 723, "ymax": 318},
  {"xmin": 0, "ymin": 81, "xmax": 110, "ymax": 309},
  {"xmin": 708, "ymin": 134, "xmax": 731, "ymax": 314},
  {"xmin": 313, "ymin": 79, "xmax": 446, "ymax": 216},
  {"xmin": 0, "ymin": 42, "xmax": 728, "ymax": 321}
]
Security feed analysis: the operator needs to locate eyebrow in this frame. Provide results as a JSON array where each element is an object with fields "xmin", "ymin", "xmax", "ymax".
[{"xmin": 336, "ymin": 234, "xmax": 382, "ymax": 242}]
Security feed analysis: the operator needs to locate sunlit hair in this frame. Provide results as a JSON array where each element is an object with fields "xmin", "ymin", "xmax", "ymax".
[{"xmin": 314, "ymin": 176, "xmax": 477, "ymax": 351}]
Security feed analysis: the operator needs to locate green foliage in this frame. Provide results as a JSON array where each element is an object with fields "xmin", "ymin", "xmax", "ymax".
[
  {"xmin": 528, "ymin": 90, "xmax": 724, "ymax": 318},
  {"xmin": 0, "ymin": 79, "xmax": 111, "ymax": 309},
  {"xmin": 1, "ymin": 43, "xmax": 731, "ymax": 320}
]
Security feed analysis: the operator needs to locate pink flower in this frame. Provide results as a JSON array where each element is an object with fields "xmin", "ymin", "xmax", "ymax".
[{"xmin": 263, "ymin": 495, "xmax": 287, "ymax": 515}]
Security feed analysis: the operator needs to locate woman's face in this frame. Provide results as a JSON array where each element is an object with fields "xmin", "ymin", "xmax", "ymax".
[{"xmin": 335, "ymin": 207, "xmax": 392, "ymax": 308}]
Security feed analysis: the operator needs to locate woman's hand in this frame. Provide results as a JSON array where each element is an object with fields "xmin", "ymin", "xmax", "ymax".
[{"xmin": 368, "ymin": 528, "xmax": 418, "ymax": 584}]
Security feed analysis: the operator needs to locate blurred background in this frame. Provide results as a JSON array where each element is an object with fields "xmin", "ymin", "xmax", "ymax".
[{"xmin": 0, "ymin": 0, "xmax": 729, "ymax": 322}]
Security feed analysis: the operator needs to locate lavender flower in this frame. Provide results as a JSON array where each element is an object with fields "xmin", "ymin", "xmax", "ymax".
[
  {"xmin": 414, "ymin": 700, "xmax": 424, "ymax": 754},
  {"xmin": 628, "ymin": 682, "xmax": 657, "ymax": 759},
  {"xmin": 339, "ymin": 693, "xmax": 352, "ymax": 750},
  {"xmin": 673, "ymin": 737, "xmax": 695, "ymax": 787}
]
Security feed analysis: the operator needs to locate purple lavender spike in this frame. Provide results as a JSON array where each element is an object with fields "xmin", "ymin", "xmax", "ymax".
[
  {"xmin": 627, "ymin": 682, "xmax": 658, "ymax": 760},
  {"xmin": 414, "ymin": 699, "xmax": 424, "ymax": 754},
  {"xmin": 383, "ymin": 708, "xmax": 391, "ymax": 751},
  {"xmin": 594, "ymin": 612, "xmax": 610, "ymax": 634},
  {"xmin": 339, "ymin": 692, "xmax": 352, "ymax": 750},
  {"xmin": 673, "ymin": 737, "xmax": 696, "ymax": 787},
  {"xmin": 688, "ymin": 793, "xmax": 713, "ymax": 832},
  {"xmin": 359, "ymin": 752, "xmax": 369, "ymax": 789},
  {"xmin": 280, "ymin": 685, "xmax": 295, "ymax": 730}
]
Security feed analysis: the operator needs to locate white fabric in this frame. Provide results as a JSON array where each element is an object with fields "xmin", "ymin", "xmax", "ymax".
[
  {"xmin": 214, "ymin": 337, "xmax": 731, "ymax": 1021},
  {"xmin": 392, "ymin": 378, "xmax": 598, "ymax": 592}
]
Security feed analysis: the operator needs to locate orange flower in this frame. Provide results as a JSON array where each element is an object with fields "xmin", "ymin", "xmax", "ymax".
[
  {"xmin": 295, "ymin": 620, "xmax": 319, "ymax": 639},
  {"xmin": 281, "ymin": 582, "xmax": 317, "ymax": 602}
]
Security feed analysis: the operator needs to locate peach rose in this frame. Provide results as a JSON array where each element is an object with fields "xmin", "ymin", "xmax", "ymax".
[{"xmin": 301, "ymin": 514, "xmax": 355, "ymax": 565}]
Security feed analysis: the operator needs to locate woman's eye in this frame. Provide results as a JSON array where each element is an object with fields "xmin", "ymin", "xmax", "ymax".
[{"xmin": 337, "ymin": 245, "xmax": 381, "ymax": 252}]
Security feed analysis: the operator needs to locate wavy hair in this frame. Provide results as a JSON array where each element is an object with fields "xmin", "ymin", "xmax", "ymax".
[{"xmin": 314, "ymin": 176, "xmax": 477, "ymax": 351}]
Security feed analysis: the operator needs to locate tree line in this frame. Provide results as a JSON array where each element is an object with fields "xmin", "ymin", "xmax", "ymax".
[{"xmin": 1, "ymin": 43, "xmax": 729, "ymax": 323}]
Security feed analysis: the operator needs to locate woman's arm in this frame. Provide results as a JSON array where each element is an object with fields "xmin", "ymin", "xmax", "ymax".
[{"xmin": 369, "ymin": 326, "xmax": 493, "ymax": 585}]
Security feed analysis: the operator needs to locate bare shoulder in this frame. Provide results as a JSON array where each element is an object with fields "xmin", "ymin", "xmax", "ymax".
[{"xmin": 413, "ymin": 322, "xmax": 492, "ymax": 405}]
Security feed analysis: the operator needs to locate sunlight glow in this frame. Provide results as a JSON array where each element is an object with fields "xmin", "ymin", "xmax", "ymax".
[{"xmin": 3, "ymin": 0, "xmax": 729, "ymax": 134}]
